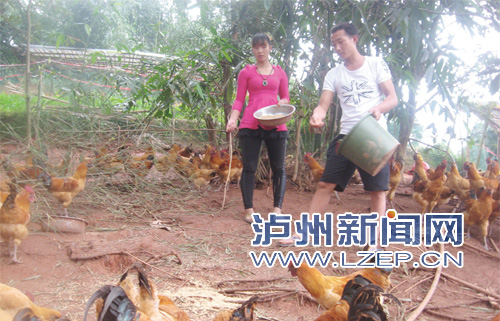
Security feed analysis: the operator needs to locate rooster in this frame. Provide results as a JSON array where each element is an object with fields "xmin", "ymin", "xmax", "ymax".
[
  {"xmin": 85, "ymin": 262, "xmax": 190, "ymax": 321},
  {"xmin": 38, "ymin": 160, "xmax": 89, "ymax": 216},
  {"xmin": 288, "ymin": 263, "xmax": 391, "ymax": 309},
  {"xmin": 0, "ymin": 183, "xmax": 35, "ymax": 263},
  {"xmin": 213, "ymin": 296, "xmax": 258, "ymax": 321},
  {"xmin": 314, "ymin": 275, "xmax": 386, "ymax": 321}
]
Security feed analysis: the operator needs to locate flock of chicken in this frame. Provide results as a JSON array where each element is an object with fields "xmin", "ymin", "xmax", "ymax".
[
  {"xmin": 0, "ymin": 144, "xmax": 243, "ymax": 264},
  {"xmin": 303, "ymin": 151, "xmax": 500, "ymax": 250},
  {"xmin": 0, "ymin": 262, "xmax": 259, "ymax": 321},
  {"xmin": 386, "ymin": 154, "xmax": 500, "ymax": 250},
  {"xmin": 1, "ymin": 145, "xmax": 499, "ymax": 321},
  {"xmin": 92, "ymin": 144, "xmax": 243, "ymax": 189}
]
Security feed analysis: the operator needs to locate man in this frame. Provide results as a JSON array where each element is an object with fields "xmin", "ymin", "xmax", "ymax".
[{"xmin": 280, "ymin": 22, "xmax": 398, "ymax": 247}]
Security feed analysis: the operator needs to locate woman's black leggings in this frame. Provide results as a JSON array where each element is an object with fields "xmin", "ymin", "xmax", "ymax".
[{"xmin": 239, "ymin": 134, "xmax": 287, "ymax": 210}]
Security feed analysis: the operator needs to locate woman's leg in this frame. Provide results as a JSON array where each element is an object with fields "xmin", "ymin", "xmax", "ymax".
[
  {"xmin": 264, "ymin": 136, "xmax": 287, "ymax": 210},
  {"xmin": 239, "ymin": 135, "xmax": 263, "ymax": 212}
]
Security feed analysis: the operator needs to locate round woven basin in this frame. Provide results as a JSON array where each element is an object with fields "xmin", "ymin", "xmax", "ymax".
[
  {"xmin": 254, "ymin": 104, "xmax": 296, "ymax": 127},
  {"xmin": 41, "ymin": 216, "xmax": 88, "ymax": 233}
]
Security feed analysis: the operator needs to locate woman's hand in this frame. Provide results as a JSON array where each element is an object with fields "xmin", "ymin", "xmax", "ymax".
[
  {"xmin": 277, "ymin": 99, "xmax": 288, "ymax": 106},
  {"xmin": 226, "ymin": 119, "xmax": 237, "ymax": 133}
]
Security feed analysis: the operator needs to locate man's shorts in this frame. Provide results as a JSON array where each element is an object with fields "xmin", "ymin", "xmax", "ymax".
[{"xmin": 320, "ymin": 135, "xmax": 390, "ymax": 192}]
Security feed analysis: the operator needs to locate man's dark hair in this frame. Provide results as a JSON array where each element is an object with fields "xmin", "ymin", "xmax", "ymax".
[
  {"xmin": 330, "ymin": 23, "xmax": 359, "ymax": 37},
  {"xmin": 252, "ymin": 33, "xmax": 272, "ymax": 47}
]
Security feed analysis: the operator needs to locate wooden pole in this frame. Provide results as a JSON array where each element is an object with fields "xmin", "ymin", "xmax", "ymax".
[{"xmin": 25, "ymin": 0, "xmax": 32, "ymax": 147}]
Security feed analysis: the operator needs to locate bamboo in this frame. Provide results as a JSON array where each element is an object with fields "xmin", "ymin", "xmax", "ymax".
[
  {"xmin": 476, "ymin": 121, "xmax": 489, "ymax": 166},
  {"xmin": 25, "ymin": 0, "xmax": 32, "ymax": 147}
]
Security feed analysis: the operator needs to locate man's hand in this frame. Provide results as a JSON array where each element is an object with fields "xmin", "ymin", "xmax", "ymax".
[{"xmin": 369, "ymin": 108, "xmax": 382, "ymax": 120}]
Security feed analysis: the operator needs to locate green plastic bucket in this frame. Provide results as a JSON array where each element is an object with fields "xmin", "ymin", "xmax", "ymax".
[{"xmin": 338, "ymin": 114, "xmax": 400, "ymax": 176}]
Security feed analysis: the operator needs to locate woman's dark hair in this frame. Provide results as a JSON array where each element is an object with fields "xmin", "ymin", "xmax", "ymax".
[
  {"xmin": 330, "ymin": 23, "xmax": 359, "ymax": 37},
  {"xmin": 252, "ymin": 33, "xmax": 272, "ymax": 47}
]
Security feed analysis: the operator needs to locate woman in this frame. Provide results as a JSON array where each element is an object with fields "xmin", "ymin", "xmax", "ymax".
[{"xmin": 226, "ymin": 33, "xmax": 290, "ymax": 223}]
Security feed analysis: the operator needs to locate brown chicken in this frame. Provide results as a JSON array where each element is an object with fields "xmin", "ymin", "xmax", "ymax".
[
  {"xmin": 0, "ymin": 184, "xmax": 35, "ymax": 263},
  {"xmin": 84, "ymin": 284, "xmax": 151, "ymax": 321},
  {"xmin": 484, "ymin": 157, "xmax": 499, "ymax": 179},
  {"xmin": 386, "ymin": 159, "xmax": 402, "ymax": 209},
  {"xmin": 156, "ymin": 144, "xmax": 182, "ymax": 173},
  {"xmin": 213, "ymin": 296, "xmax": 258, "ymax": 321},
  {"xmin": 490, "ymin": 198, "xmax": 500, "ymax": 237},
  {"xmin": 288, "ymin": 263, "xmax": 391, "ymax": 309},
  {"xmin": 85, "ymin": 262, "xmax": 190, "ymax": 321},
  {"xmin": 2, "ymin": 154, "xmax": 44, "ymax": 183},
  {"xmin": 314, "ymin": 275, "xmax": 387, "ymax": 321},
  {"xmin": 464, "ymin": 161, "xmax": 499, "ymax": 198},
  {"xmin": 92, "ymin": 146, "xmax": 126, "ymax": 174},
  {"xmin": 413, "ymin": 153, "xmax": 429, "ymax": 182},
  {"xmin": 464, "ymin": 187, "xmax": 493, "ymax": 250},
  {"xmin": 216, "ymin": 152, "xmax": 243, "ymax": 188},
  {"xmin": 0, "ymin": 283, "xmax": 64, "ymax": 321},
  {"xmin": 124, "ymin": 147, "xmax": 155, "ymax": 181},
  {"xmin": 445, "ymin": 162, "xmax": 470, "ymax": 202},
  {"xmin": 417, "ymin": 159, "xmax": 448, "ymax": 213},
  {"xmin": 38, "ymin": 160, "xmax": 89, "ymax": 216},
  {"xmin": 182, "ymin": 157, "xmax": 217, "ymax": 189},
  {"xmin": 304, "ymin": 153, "xmax": 325, "ymax": 182}
]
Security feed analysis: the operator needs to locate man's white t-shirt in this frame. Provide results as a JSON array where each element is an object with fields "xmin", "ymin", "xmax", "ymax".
[{"xmin": 323, "ymin": 56, "xmax": 392, "ymax": 135}]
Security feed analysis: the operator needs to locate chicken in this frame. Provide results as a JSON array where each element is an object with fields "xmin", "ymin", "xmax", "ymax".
[
  {"xmin": 304, "ymin": 153, "xmax": 325, "ymax": 182},
  {"xmin": 188, "ymin": 157, "xmax": 217, "ymax": 189},
  {"xmin": 0, "ymin": 283, "xmax": 63, "ymax": 321},
  {"xmin": 84, "ymin": 284, "xmax": 143, "ymax": 321},
  {"xmin": 1, "ymin": 154, "xmax": 44, "ymax": 183},
  {"xmin": 314, "ymin": 275, "xmax": 387, "ymax": 321},
  {"xmin": 288, "ymin": 263, "xmax": 391, "ymax": 309},
  {"xmin": 490, "ymin": 198, "xmax": 500, "ymax": 237},
  {"xmin": 417, "ymin": 159, "xmax": 448, "ymax": 213},
  {"xmin": 124, "ymin": 147, "xmax": 155, "ymax": 181},
  {"xmin": 347, "ymin": 283, "xmax": 387, "ymax": 321},
  {"xmin": 92, "ymin": 146, "xmax": 126, "ymax": 174},
  {"xmin": 445, "ymin": 162, "xmax": 470, "ymax": 202},
  {"xmin": 216, "ymin": 152, "xmax": 243, "ymax": 188},
  {"xmin": 84, "ymin": 263, "xmax": 189, "ymax": 321},
  {"xmin": 209, "ymin": 149, "xmax": 225, "ymax": 171},
  {"xmin": 38, "ymin": 160, "xmax": 89, "ymax": 216},
  {"xmin": 0, "ymin": 183, "xmax": 35, "ymax": 263},
  {"xmin": 464, "ymin": 187, "xmax": 493, "ymax": 250},
  {"xmin": 386, "ymin": 159, "xmax": 402, "ymax": 209},
  {"xmin": 412, "ymin": 153, "xmax": 429, "ymax": 182},
  {"xmin": 484, "ymin": 157, "xmax": 499, "ymax": 179},
  {"xmin": 213, "ymin": 296, "xmax": 258, "ymax": 321},
  {"xmin": 464, "ymin": 161, "xmax": 499, "ymax": 198},
  {"xmin": 314, "ymin": 275, "xmax": 372, "ymax": 321},
  {"xmin": 156, "ymin": 144, "xmax": 182, "ymax": 173},
  {"xmin": 199, "ymin": 145, "xmax": 213, "ymax": 170}
]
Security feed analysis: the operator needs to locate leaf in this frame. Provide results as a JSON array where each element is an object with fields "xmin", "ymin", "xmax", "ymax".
[{"xmin": 84, "ymin": 24, "xmax": 91, "ymax": 36}]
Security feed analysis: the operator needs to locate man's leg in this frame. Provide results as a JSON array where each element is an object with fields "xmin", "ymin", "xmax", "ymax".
[
  {"xmin": 369, "ymin": 190, "xmax": 387, "ymax": 249},
  {"xmin": 308, "ymin": 181, "xmax": 337, "ymax": 214}
]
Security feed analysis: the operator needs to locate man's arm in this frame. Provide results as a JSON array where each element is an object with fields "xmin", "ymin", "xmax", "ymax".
[
  {"xmin": 310, "ymin": 90, "xmax": 335, "ymax": 129},
  {"xmin": 369, "ymin": 79, "xmax": 398, "ymax": 120}
]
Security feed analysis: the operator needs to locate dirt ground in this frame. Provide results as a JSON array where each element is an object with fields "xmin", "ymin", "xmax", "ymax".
[{"xmin": 1, "ymin": 154, "xmax": 500, "ymax": 321}]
